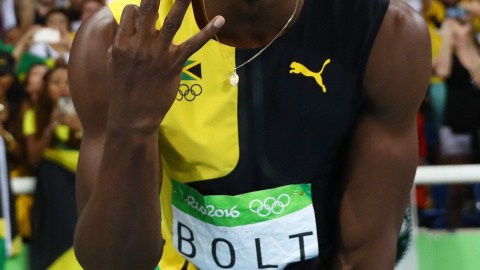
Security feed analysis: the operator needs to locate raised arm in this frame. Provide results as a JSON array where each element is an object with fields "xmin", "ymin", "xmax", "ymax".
[
  {"xmin": 69, "ymin": 0, "xmax": 224, "ymax": 268},
  {"xmin": 334, "ymin": 2, "xmax": 431, "ymax": 269},
  {"xmin": 433, "ymin": 19, "xmax": 453, "ymax": 78}
]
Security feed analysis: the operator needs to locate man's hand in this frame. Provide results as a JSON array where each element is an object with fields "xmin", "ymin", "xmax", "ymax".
[
  {"xmin": 107, "ymin": 0, "xmax": 224, "ymax": 134},
  {"xmin": 71, "ymin": 0, "xmax": 224, "ymax": 269}
]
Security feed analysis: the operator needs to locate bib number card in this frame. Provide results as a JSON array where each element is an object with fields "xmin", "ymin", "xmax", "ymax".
[{"xmin": 171, "ymin": 180, "xmax": 319, "ymax": 269}]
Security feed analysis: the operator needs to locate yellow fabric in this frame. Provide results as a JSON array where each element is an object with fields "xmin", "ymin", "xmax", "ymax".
[
  {"xmin": 48, "ymin": 247, "xmax": 83, "ymax": 270},
  {"xmin": 22, "ymin": 109, "xmax": 35, "ymax": 136},
  {"xmin": 11, "ymin": 235, "xmax": 22, "ymax": 256},
  {"xmin": 15, "ymin": 195, "xmax": 33, "ymax": 238},
  {"xmin": 22, "ymin": 109, "xmax": 79, "ymax": 172},
  {"xmin": 0, "ymin": 221, "xmax": 22, "ymax": 256},
  {"xmin": 475, "ymin": 17, "xmax": 480, "ymax": 33},
  {"xmin": 109, "ymin": 0, "xmax": 239, "ymax": 268},
  {"xmin": 424, "ymin": 0, "xmax": 445, "ymax": 23},
  {"xmin": 427, "ymin": 22, "xmax": 445, "ymax": 83},
  {"xmin": 0, "ymin": 219, "xmax": 5, "ymax": 238}
]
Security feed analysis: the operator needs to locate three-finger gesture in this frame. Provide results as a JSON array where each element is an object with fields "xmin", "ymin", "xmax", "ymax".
[{"xmin": 108, "ymin": 0, "xmax": 224, "ymax": 133}]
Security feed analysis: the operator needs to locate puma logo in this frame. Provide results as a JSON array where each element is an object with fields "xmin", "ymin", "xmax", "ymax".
[{"xmin": 290, "ymin": 59, "xmax": 331, "ymax": 92}]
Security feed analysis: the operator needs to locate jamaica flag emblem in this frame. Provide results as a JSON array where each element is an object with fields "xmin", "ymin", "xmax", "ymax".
[
  {"xmin": 178, "ymin": 60, "xmax": 203, "ymax": 101},
  {"xmin": 182, "ymin": 60, "xmax": 202, "ymax": 81}
]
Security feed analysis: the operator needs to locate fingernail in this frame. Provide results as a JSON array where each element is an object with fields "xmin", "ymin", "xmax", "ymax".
[{"xmin": 213, "ymin": 16, "xmax": 225, "ymax": 28}]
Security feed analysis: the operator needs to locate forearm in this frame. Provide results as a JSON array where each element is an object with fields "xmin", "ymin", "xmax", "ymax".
[
  {"xmin": 19, "ymin": 0, "xmax": 34, "ymax": 32},
  {"xmin": 74, "ymin": 128, "xmax": 163, "ymax": 270},
  {"xmin": 333, "ymin": 118, "xmax": 418, "ymax": 270},
  {"xmin": 12, "ymin": 40, "xmax": 28, "ymax": 65},
  {"xmin": 433, "ymin": 38, "xmax": 452, "ymax": 78},
  {"xmin": 333, "ymin": 234, "xmax": 397, "ymax": 270}
]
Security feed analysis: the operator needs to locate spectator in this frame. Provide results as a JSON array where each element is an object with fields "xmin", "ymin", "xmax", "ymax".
[
  {"xmin": 28, "ymin": 9, "xmax": 73, "ymax": 64},
  {"xmin": 459, "ymin": 0, "xmax": 480, "ymax": 17},
  {"xmin": 0, "ymin": 52, "xmax": 29, "ymax": 169},
  {"xmin": 435, "ymin": 16, "xmax": 480, "ymax": 229},
  {"xmin": 0, "ymin": 101, "xmax": 16, "ymax": 158},
  {"xmin": 66, "ymin": 0, "xmax": 87, "ymax": 22},
  {"xmin": 24, "ymin": 65, "xmax": 81, "ymax": 269},
  {"xmin": 18, "ymin": 0, "xmax": 57, "ymax": 31},
  {"xmin": 1, "ymin": 0, "xmax": 18, "ymax": 36},
  {"xmin": 0, "ymin": 99, "xmax": 22, "ymax": 265},
  {"xmin": 441, "ymin": 18, "xmax": 480, "ymax": 164},
  {"xmin": 70, "ymin": 0, "xmax": 104, "ymax": 32},
  {"xmin": 25, "ymin": 64, "xmax": 49, "ymax": 104},
  {"xmin": 24, "ymin": 65, "xmax": 80, "ymax": 168},
  {"xmin": 423, "ymin": 0, "xmax": 452, "ymax": 162},
  {"xmin": 2, "ymin": 28, "xmax": 25, "ymax": 46},
  {"xmin": 9, "ymin": 26, "xmax": 50, "ymax": 82}
]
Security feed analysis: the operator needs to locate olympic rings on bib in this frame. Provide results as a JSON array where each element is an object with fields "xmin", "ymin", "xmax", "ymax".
[
  {"xmin": 177, "ymin": 84, "xmax": 203, "ymax": 101},
  {"xmin": 249, "ymin": 194, "xmax": 291, "ymax": 217}
]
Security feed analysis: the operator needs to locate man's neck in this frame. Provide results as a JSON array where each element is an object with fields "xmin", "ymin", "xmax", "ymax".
[{"xmin": 191, "ymin": 0, "xmax": 304, "ymax": 48}]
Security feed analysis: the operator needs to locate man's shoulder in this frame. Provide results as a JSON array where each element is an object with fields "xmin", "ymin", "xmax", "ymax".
[
  {"xmin": 69, "ymin": 7, "xmax": 117, "ymax": 132},
  {"xmin": 381, "ymin": 0, "xmax": 430, "ymax": 43},
  {"xmin": 363, "ymin": 0, "xmax": 431, "ymax": 123},
  {"xmin": 78, "ymin": 6, "xmax": 118, "ymax": 36}
]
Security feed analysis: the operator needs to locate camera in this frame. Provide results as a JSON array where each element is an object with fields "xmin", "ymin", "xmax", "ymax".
[
  {"xmin": 33, "ymin": 28, "xmax": 61, "ymax": 44},
  {"xmin": 57, "ymin": 97, "xmax": 75, "ymax": 115}
]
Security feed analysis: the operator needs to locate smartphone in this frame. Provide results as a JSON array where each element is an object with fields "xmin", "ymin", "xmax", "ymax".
[
  {"xmin": 446, "ymin": 7, "xmax": 468, "ymax": 19},
  {"xmin": 33, "ymin": 28, "xmax": 61, "ymax": 43},
  {"xmin": 57, "ymin": 97, "xmax": 76, "ymax": 115}
]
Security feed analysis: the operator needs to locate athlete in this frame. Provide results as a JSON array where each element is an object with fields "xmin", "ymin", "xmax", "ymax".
[{"xmin": 69, "ymin": 0, "xmax": 431, "ymax": 269}]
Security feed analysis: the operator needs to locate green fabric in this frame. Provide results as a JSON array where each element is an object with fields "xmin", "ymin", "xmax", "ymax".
[
  {"xmin": 0, "ymin": 238, "xmax": 5, "ymax": 270},
  {"xmin": 5, "ymin": 244, "xmax": 29, "ymax": 270},
  {"xmin": 417, "ymin": 230, "xmax": 480, "ymax": 270},
  {"xmin": 0, "ymin": 40, "xmax": 48, "ymax": 82}
]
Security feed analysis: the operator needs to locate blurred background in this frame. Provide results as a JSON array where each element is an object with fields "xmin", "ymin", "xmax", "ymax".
[{"xmin": 0, "ymin": 0, "xmax": 480, "ymax": 269}]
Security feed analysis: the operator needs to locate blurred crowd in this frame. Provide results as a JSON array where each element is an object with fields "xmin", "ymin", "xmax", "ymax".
[
  {"xmin": 411, "ymin": 0, "xmax": 480, "ymax": 231},
  {"xmin": 0, "ymin": 0, "xmax": 104, "ymax": 268},
  {"xmin": 0, "ymin": 0, "xmax": 480, "ymax": 269}
]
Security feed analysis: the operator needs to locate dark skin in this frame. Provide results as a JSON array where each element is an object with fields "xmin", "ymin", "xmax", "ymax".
[{"xmin": 69, "ymin": 0, "xmax": 431, "ymax": 269}]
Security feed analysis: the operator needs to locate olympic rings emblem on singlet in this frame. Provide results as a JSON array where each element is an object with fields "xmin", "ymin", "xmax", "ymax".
[
  {"xmin": 249, "ymin": 194, "xmax": 291, "ymax": 217},
  {"xmin": 177, "ymin": 84, "xmax": 203, "ymax": 101}
]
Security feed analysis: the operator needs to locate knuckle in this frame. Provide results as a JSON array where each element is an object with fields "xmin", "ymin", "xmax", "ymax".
[
  {"xmin": 140, "ymin": 0, "xmax": 156, "ymax": 14},
  {"xmin": 113, "ymin": 40, "xmax": 136, "ymax": 58},
  {"xmin": 124, "ymin": 4, "xmax": 138, "ymax": 13},
  {"xmin": 162, "ymin": 19, "xmax": 179, "ymax": 34},
  {"xmin": 120, "ymin": 4, "xmax": 138, "ymax": 21}
]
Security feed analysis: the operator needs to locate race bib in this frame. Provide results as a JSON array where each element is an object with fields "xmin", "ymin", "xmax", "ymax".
[{"xmin": 171, "ymin": 180, "xmax": 319, "ymax": 269}]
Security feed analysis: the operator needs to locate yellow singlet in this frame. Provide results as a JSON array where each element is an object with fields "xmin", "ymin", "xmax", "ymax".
[{"xmin": 109, "ymin": 1, "xmax": 240, "ymax": 268}]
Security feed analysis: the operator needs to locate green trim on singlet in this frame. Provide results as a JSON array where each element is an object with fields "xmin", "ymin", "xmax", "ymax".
[{"xmin": 172, "ymin": 180, "xmax": 312, "ymax": 227}]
